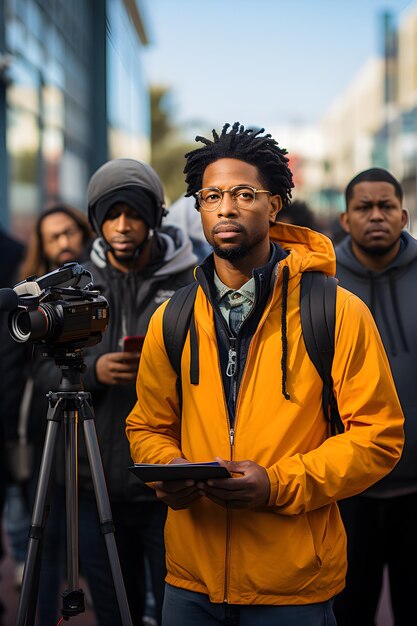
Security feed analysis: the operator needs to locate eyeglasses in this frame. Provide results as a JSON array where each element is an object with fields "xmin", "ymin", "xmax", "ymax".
[
  {"xmin": 195, "ymin": 185, "xmax": 272, "ymax": 212},
  {"xmin": 44, "ymin": 226, "xmax": 81, "ymax": 245}
]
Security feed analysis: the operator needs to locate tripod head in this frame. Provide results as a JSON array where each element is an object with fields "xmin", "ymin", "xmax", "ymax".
[{"xmin": 41, "ymin": 345, "xmax": 86, "ymax": 391}]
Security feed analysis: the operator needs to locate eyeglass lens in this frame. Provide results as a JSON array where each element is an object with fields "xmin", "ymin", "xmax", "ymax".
[{"xmin": 199, "ymin": 186, "xmax": 257, "ymax": 210}]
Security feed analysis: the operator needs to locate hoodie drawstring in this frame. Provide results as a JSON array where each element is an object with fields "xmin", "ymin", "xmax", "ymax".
[
  {"xmin": 281, "ymin": 265, "xmax": 290, "ymax": 400},
  {"xmin": 369, "ymin": 272, "xmax": 376, "ymax": 314},
  {"xmin": 368, "ymin": 269, "xmax": 409, "ymax": 355},
  {"xmin": 388, "ymin": 271, "xmax": 409, "ymax": 352}
]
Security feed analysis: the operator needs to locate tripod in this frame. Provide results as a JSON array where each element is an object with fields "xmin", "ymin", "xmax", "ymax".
[{"xmin": 15, "ymin": 350, "xmax": 133, "ymax": 626}]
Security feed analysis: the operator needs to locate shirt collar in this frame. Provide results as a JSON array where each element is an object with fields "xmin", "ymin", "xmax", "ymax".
[{"xmin": 213, "ymin": 271, "xmax": 255, "ymax": 305}]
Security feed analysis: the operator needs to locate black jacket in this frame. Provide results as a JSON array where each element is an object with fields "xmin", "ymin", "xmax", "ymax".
[{"xmin": 75, "ymin": 227, "xmax": 196, "ymax": 502}]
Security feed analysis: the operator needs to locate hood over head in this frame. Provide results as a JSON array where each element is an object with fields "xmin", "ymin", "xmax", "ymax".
[{"xmin": 87, "ymin": 158, "xmax": 166, "ymax": 235}]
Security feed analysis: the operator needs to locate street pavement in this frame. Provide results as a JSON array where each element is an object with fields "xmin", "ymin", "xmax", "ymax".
[{"xmin": 0, "ymin": 535, "xmax": 96, "ymax": 626}]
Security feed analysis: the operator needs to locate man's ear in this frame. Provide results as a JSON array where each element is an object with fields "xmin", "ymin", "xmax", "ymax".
[
  {"xmin": 269, "ymin": 195, "xmax": 282, "ymax": 224},
  {"xmin": 339, "ymin": 211, "xmax": 351, "ymax": 234},
  {"xmin": 401, "ymin": 208, "xmax": 409, "ymax": 229}
]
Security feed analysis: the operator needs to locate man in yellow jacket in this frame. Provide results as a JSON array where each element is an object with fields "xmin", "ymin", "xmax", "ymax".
[{"xmin": 126, "ymin": 122, "xmax": 404, "ymax": 626}]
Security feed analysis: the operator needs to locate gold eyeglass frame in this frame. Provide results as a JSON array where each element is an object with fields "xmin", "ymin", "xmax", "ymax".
[{"xmin": 196, "ymin": 185, "xmax": 272, "ymax": 212}]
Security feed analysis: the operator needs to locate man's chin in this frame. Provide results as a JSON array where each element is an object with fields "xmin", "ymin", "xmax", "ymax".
[
  {"xmin": 213, "ymin": 243, "xmax": 249, "ymax": 261},
  {"xmin": 360, "ymin": 240, "xmax": 398, "ymax": 257},
  {"xmin": 111, "ymin": 249, "xmax": 138, "ymax": 266},
  {"xmin": 57, "ymin": 255, "xmax": 77, "ymax": 265}
]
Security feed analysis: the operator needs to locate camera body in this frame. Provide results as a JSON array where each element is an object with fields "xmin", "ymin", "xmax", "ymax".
[
  {"xmin": 10, "ymin": 293, "xmax": 108, "ymax": 348},
  {"xmin": 1, "ymin": 263, "xmax": 109, "ymax": 351}
]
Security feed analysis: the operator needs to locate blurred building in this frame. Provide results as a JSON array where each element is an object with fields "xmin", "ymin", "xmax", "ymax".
[
  {"xmin": 320, "ymin": 58, "xmax": 386, "ymax": 202},
  {"xmin": 319, "ymin": 2, "xmax": 417, "ymax": 230},
  {"xmin": 270, "ymin": 122, "xmax": 325, "ymax": 208},
  {"xmin": 0, "ymin": 0, "xmax": 150, "ymax": 240}
]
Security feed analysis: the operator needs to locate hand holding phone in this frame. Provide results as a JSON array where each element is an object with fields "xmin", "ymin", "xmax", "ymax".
[
  {"xmin": 96, "ymin": 351, "xmax": 140, "ymax": 385},
  {"xmin": 123, "ymin": 335, "xmax": 145, "ymax": 352}
]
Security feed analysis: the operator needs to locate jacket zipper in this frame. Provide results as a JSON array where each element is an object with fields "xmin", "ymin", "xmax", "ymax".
[
  {"xmin": 221, "ymin": 263, "xmax": 284, "ymax": 603},
  {"xmin": 221, "ymin": 330, "xmax": 235, "ymax": 601},
  {"xmin": 226, "ymin": 337, "xmax": 237, "ymax": 377},
  {"xmin": 226, "ymin": 336, "xmax": 238, "ymax": 446},
  {"xmin": 219, "ymin": 333, "xmax": 236, "ymax": 602},
  {"xmin": 233, "ymin": 270, "xmax": 280, "ymax": 421}
]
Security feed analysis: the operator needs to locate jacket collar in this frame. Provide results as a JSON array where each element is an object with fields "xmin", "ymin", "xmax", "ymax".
[{"xmin": 196, "ymin": 243, "xmax": 287, "ymax": 307}]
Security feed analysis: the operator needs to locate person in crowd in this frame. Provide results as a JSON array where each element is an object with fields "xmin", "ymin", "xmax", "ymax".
[
  {"xmin": 277, "ymin": 198, "xmax": 319, "ymax": 230},
  {"xmin": 278, "ymin": 198, "xmax": 345, "ymax": 243},
  {"xmin": 18, "ymin": 202, "xmax": 93, "ymax": 280},
  {"xmin": 0, "ymin": 226, "xmax": 25, "ymax": 285},
  {"xmin": 333, "ymin": 167, "xmax": 416, "ymax": 626},
  {"xmin": 1, "ymin": 203, "xmax": 94, "ymax": 622},
  {"xmin": 0, "ymin": 227, "xmax": 25, "ymax": 626},
  {"xmin": 326, "ymin": 214, "xmax": 348, "ymax": 245},
  {"xmin": 126, "ymin": 122, "xmax": 404, "ymax": 626},
  {"xmin": 164, "ymin": 194, "xmax": 211, "ymax": 262},
  {"xmin": 70, "ymin": 157, "xmax": 196, "ymax": 626}
]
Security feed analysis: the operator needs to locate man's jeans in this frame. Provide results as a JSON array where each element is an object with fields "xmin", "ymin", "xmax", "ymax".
[{"xmin": 162, "ymin": 583, "xmax": 337, "ymax": 626}]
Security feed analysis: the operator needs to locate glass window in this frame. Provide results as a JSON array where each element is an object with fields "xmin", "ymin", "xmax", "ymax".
[
  {"xmin": 106, "ymin": 0, "xmax": 150, "ymax": 160},
  {"xmin": 7, "ymin": 59, "xmax": 40, "ymax": 115},
  {"xmin": 7, "ymin": 108, "xmax": 41, "ymax": 239}
]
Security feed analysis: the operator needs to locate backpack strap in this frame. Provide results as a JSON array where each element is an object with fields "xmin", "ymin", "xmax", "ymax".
[
  {"xmin": 300, "ymin": 272, "xmax": 343, "ymax": 435},
  {"xmin": 163, "ymin": 273, "xmax": 343, "ymax": 435},
  {"xmin": 163, "ymin": 281, "xmax": 199, "ymax": 385}
]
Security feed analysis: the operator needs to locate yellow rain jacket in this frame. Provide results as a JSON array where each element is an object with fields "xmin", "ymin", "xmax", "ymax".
[{"xmin": 126, "ymin": 223, "xmax": 404, "ymax": 605}]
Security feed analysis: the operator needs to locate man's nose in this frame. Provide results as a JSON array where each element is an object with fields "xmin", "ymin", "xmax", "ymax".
[
  {"xmin": 115, "ymin": 214, "xmax": 130, "ymax": 230},
  {"xmin": 56, "ymin": 232, "xmax": 71, "ymax": 245},
  {"xmin": 218, "ymin": 191, "xmax": 237, "ymax": 216},
  {"xmin": 369, "ymin": 206, "xmax": 384, "ymax": 220}
]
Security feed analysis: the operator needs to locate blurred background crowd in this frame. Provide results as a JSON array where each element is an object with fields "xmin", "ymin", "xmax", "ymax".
[{"xmin": 0, "ymin": 0, "xmax": 416, "ymax": 242}]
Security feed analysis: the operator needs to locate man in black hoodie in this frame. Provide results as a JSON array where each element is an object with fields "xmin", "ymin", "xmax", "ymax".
[
  {"xmin": 333, "ymin": 168, "xmax": 415, "ymax": 626},
  {"xmin": 78, "ymin": 158, "xmax": 197, "ymax": 626}
]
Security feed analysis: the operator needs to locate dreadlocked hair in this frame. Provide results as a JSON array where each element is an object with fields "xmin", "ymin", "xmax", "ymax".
[{"xmin": 184, "ymin": 122, "xmax": 294, "ymax": 208}]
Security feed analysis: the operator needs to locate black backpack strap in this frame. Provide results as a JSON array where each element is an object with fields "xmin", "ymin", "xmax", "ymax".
[
  {"xmin": 300, "ymin": 272, "xmax": 343, "ymax": 435},
  {"xmin": 162, "ymin": 281, "xmax": 199, "ymax": 383}
]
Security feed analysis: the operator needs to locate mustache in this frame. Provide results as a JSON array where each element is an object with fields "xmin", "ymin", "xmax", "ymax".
[
  {"xmin": 366, "ymin": 227, "xmax": 388, "ymax": 233},
  {"xmin": 212, "ymin": 220, "xmax": 246, "ymax": 235},
  {"xmin": 57, "ymin": 249, "xmax": 77, "ymax": 257}
]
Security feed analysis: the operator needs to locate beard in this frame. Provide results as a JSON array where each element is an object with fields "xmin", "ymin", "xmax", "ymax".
[
  {"xmin": 355, "ymin": 238, "xmax": 399, "ymax": 257},
  {"xmin": 114, "ymin": 250, "xmax": 136, "ymax": 261},
  {"xmin": 210, "ymin": 220, "xmax": 250, "ymax": 261},
  {"xmin": 212, "ymin": 243, "xmax": 250, "ymax": 261},
  {"xmin": 53, "ymin": 249, "xmax": 78, "ymax": 265}
]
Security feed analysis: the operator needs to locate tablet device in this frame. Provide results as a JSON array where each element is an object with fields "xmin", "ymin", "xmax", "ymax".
[{"xmin": 129, "ymin": 462, "xmax": 231, "ymax": 482}]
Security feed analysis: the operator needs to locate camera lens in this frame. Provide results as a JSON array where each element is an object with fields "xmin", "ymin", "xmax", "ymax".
[
  {"xmin": 10, "ymin": 310, "xmax": 32, "ymax": 342},
  {"xmin": 9, "ymin": 307, "xmax": 50, "ymax": 342}
]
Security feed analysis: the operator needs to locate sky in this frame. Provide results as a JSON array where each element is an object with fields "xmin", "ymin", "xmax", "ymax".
[{"xmin": 141, "ymin": 0, "xmax": 415, "ymax": 136}]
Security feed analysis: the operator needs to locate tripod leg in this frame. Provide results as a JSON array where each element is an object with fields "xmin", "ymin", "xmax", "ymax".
[
  {"xmin": 78, "ymin": 395, "xmax": 133, "ymax": 626},
  {"xmin": 15, "ymin": 401, "xmax": 64, "ymax": 626},
  {"xmin": 61, "ymin": 406, "xmax": 85, "ymax": 618}
]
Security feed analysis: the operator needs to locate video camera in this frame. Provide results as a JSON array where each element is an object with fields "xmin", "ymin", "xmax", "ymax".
[{"xmin": 0, "ymin": 262, "xmax": 109, "ymax": 352}]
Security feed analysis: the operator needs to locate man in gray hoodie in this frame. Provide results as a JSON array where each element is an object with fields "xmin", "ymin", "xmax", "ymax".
[
  {"xmin": 71, "ymin": 158, "xmax": 197, "ymax": 626},
  {"xmin": 333, "ymin": 168, "xmax": 416, "ymax": 626}
]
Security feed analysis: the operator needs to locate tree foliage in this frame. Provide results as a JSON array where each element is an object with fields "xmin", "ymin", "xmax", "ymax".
[{"xmin": 150, "ymin": 85, "xmax": 195, "ymax": 205}]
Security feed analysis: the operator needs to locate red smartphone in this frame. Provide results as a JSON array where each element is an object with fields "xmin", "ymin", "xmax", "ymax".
[{"xmin": 123, "ymin": 335, "xmax": 145, "ymax": 352}]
